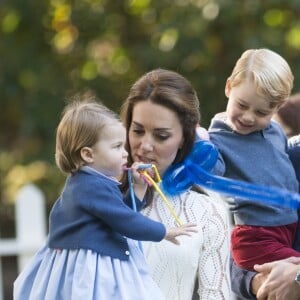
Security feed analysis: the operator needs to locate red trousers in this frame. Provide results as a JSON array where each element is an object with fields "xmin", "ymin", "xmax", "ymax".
[{"xmin": 231, "ymin": 223, "xmax": 300, "ymax": 271}]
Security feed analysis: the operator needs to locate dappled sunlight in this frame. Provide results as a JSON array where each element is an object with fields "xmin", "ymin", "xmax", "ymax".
[
  {"xmin": 190, "ymin": 0, "xmax": 209, "ymax": 8},
  {"xmin": 3, "ymin": 161, "xmax": 49, "ymax": 204},
  {"xmin": 1, "ymin": 9, "xmax": 20, "ymax": 33},
  {"xmin": 263, "ymin": 9, "xmax": 286, "ymax": 27},
  {"xmin": 84, "ymin": 38, "xmax": 130, "ymax": 77},
  {"xmin": 158, "ymin": 28, "xmax": 178, "ymax": 52},
  {"xmin": 18, "ymin": 69, "xmax": 38, "ymax": 90},
  {"xmin": 83, "ymin": 0, "xmax": 106, "ymax": 12},
  {"xmin": 126, "ymin": 0, "xmax": 151, "ymax": 15},
  {"xmin": 111, "ymin": 54, "xmax": 130, "ymax": 74},
  {"xmin": 286, "ymin": 25, "xmax": 300, "ymax": 50},
  {"xmin": 52, "ymin": 25, "xmax": 79, "ymax": 53},
  {"xmin": 202, "ymin": 2, "xmax": 219, "ymax": 20},
  {"xmin": 81, "ymin": 60, "xmax": 98, "ymax": 80},
  {"xmin": 49, "ymin": 1, "xmax": 78, "ymax": 53}
]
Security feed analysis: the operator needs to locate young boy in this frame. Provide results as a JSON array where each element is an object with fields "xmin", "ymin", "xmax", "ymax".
[{"xmin": 209, "ymin": 48, "xmax": 300, "ymax": 271}]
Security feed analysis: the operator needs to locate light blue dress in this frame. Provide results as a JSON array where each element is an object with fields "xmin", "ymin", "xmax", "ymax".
[{"xmin": 14, "ymin": 239, "xmax": 165, "ymax": 300}]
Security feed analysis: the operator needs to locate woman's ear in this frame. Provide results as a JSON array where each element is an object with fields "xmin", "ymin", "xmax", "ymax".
[
  {"xmin": 225, "ymin": 78, "xmax": 231, "ymax": 98},
  {"xmin": 80, "ymin": 147, "xmax": 94, "ymax": 164}
]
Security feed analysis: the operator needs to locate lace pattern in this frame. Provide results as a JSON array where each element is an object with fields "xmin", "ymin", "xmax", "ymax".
[{"xmin": 142, "ymin": 190, "xmax": 231, "ymax": 300}]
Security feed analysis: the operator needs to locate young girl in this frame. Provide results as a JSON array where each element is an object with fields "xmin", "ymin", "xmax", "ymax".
[{"xmin": 13, "ymin": 99, "xmax": 197, "ymax": 300}]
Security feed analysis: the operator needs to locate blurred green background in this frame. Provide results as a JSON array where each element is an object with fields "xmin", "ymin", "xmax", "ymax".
[{"xmin": 1, "ymin": 0, "xmax": 300, "ymax": 234}]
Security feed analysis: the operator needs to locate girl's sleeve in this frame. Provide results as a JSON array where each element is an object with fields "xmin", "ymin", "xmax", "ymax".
[
  {"xmin": 197, "ymin": 197, "xmax": 231, "ymax": 299},
  {"xmin": 83, "ymin": 181, "xmax": 166, "ymax": 242}
]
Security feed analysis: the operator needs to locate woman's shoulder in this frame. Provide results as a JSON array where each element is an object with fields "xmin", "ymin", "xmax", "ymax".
[
  {"xmin": 186, "ymin": 189, "xmax": 231, "ymax": 234},
  {"xmin": 186, "ymin": 189, "xmax": 229, "ymax": 215}
]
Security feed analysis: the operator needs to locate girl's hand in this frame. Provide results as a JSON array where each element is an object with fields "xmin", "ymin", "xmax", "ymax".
[
  {"xmin": 129, "ymin": 162, "xmax": 149, "ymax": 200},
  {"xmin": 131, "ymin": 162, "xmax": 149, "ymax": 186},
  {"xmin": 165, "ymin": 223, "xmax": 198, "ymax": 245}
]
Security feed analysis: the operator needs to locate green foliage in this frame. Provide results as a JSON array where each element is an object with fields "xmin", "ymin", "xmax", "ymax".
[{"xmin": 1, "ymin": 0, "xmax": 300, "ymax": 225}]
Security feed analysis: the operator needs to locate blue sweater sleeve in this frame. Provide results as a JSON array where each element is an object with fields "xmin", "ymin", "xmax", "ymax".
[{"xmin": 78, "ymin": 175, "xmax": 166, "ymax": 241}]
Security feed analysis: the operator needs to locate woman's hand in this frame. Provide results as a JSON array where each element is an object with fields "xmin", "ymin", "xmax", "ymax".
[{"xmin": 164, "ymin": 223, "xmax": 198, "ymax": 245}]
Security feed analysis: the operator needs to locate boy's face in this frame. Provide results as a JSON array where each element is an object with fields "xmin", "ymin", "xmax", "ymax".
[{"xmin": 225, "ymin": 80, "xmax": 278, "ymax": 135}]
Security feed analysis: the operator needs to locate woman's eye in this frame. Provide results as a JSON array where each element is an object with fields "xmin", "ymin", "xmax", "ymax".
[
  {"xmin": 132, "ymin": 129, "xmax": 144, "ymax": 135},
  {"xmin": 155, "ymin": 134, "xmax": 170, "ymax": 141}
]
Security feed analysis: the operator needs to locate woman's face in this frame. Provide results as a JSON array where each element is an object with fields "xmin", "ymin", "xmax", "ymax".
[{"xmin": 128, "ymin": 101, "xmax": 184, "ymax": 175}]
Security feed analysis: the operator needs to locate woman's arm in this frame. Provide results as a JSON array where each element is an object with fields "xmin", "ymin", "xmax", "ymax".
[{"xmin": 197, "ymin": 197, "xmax": 231, "ymax": 299}]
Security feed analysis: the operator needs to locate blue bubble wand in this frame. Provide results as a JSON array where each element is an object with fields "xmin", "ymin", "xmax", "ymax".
[{"xmin": 161, "ymin": 140, "xmax": 300, "ymax": 209}]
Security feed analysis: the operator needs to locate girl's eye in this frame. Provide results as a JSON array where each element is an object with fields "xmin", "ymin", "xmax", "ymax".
[{"xmin": 114, "ymin": 143, "xmax": 123, "ymax": 149}]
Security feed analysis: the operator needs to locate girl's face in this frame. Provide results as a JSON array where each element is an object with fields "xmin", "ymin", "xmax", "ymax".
[
  {"xmin": 128, "ymin": 101, "xmax": 184, "ymax": 176},
  {"xmin": 225, "ymin": 80, "xmax": 277, "ymax": 135},
  {"xmin": 88, "ymin": 122, "xmax": 128, "ymax": 177}
]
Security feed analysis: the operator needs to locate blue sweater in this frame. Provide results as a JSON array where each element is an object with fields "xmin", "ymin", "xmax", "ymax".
[
  {"xmin": 288, "ymin": 142, "xmax": 300, "ymax": 186},
  {"xmin": 48, "ymin": 167, "xmax": 166, "ymax": 260},
  {"xmin": 209, "ymin": 114, "xmax": 299, "ymax": 226},
  {"xmin": 230, "ymin": 144, "xmax": 300, "ymax": 300}
]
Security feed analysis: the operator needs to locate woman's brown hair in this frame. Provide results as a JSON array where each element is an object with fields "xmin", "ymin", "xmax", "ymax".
[{"xmin": 120, "ymin": 69, "xmax": 201, "ymax": 204}]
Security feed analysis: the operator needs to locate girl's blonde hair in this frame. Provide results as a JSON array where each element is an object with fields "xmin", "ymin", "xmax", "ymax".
[
  {"xmin": 55, "ymin": 98, "xmax": 119, "ymax": 175},
  {"xmin": 228, "ymin": 48, "xmax": 294, "ymax": 108}
]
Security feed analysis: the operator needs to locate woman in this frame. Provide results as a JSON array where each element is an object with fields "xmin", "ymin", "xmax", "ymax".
[{"xmin": 120, "ymin": 69, "xmax": 231, "ymax": 299}]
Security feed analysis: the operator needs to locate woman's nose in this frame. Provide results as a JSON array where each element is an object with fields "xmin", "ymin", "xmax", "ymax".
[{"xmin": 140, "ymin": 137, "xmax": 154, "ymax": 151}]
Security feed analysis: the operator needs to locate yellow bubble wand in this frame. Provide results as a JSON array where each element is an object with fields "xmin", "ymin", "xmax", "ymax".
[{"xmin": 138, "ymin": 164, "xmax": 182, "ymax": 226}]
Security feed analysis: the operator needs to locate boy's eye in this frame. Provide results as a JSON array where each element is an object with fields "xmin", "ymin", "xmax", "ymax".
[
  {"xmin": 238, "ymin": 103, "xmax": 247, "ymax": 109},
  {"xmin": 256, "ymin": 111, "xmax": 267, "ymax": 117}
]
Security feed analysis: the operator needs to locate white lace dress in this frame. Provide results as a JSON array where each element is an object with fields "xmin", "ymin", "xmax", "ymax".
[{"xmin": 141, "ymin": 189, "xmax": 231, "ymax": 300}]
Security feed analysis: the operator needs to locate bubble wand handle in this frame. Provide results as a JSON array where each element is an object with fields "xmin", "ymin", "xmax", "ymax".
[
  {"xmin": 141, "ymin": 171, "xmax": 182, "ymax": 226},
  {"xmin": 128, "ymin": 169, "xmax": 143, "ymax": 251}
]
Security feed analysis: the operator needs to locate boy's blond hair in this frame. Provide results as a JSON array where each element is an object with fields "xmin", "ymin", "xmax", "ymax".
[{"xmin": 228, "ymin": 48, "xmax": 294, "ymax": 108}]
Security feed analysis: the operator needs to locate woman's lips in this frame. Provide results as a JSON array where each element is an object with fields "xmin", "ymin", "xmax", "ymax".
[{"xmin": 135, "ymin": 155, "xmax": 155, "ymax": 164}]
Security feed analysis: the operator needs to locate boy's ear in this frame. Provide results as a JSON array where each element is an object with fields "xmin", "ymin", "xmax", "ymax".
[
  {"xmin": 225, "ymin": 78, "xmax": 231, "ymax": 97},
  {"xmin": 80, "ymin": 147, "xmax": 94, "ymax": 163}
]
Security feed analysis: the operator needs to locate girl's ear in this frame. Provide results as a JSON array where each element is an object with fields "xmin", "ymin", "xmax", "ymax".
[
  {"xmin": 225, "ymin": 78, "xmax": 231, "ymax": 98},
  {"xmin": 80, "ymin": 147, "xmax": 94, "ymax": 164}
]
